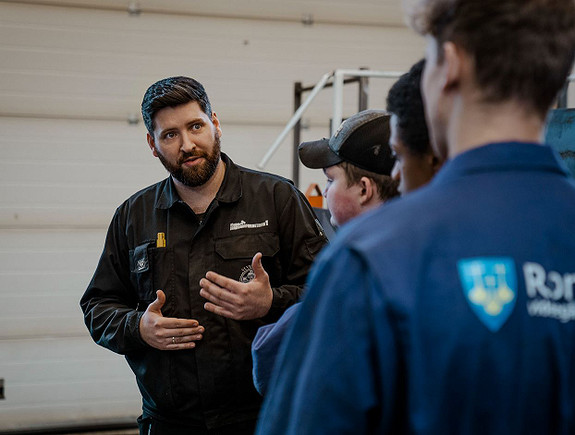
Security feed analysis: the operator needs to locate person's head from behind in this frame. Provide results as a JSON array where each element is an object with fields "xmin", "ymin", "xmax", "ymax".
[
  {"xmin": 141, "ymin": 76, "xmax": 222, "ymax": 188},
  {"xmin": 299, "ymin": 110, "xmax": 399, "ymax": 227},
  {"xmin": 405, "ymin": 0, "xmax": 575, "ymax": 160},
  {"xmin": 386, "ymin": 59, "xmax": 442, "ymax": 195}
]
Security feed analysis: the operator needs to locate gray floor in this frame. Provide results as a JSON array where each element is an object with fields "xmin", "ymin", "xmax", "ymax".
[{"xmin": 67, "ymin": 431, "xmax": 137, "ymax": 435}]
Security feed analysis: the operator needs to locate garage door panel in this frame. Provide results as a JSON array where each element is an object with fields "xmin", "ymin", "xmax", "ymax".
[{"xmin": 0, "ymin": 337, "xmax": 140, "ymax": 430}]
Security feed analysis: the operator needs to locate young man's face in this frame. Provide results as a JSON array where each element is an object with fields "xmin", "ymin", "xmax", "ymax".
[
  {"xmin": 389, "ymin": 114, "xmax": 438, "ymax": 195},
  {"xmin": 422, "ymin": 36, "xmax": 449, "ymax": 161},
  {"xmin": 322, "ymin": 165, "xmax": 363, "ymax": 227},
  {"xmin": 147, "ymin": 101, "xmax": 223, "ymax": 187}
]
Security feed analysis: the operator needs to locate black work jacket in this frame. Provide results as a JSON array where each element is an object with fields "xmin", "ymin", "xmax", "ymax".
[{"xmin": 80, "ymin": 153, "xmax": 327, "ymax": 428}]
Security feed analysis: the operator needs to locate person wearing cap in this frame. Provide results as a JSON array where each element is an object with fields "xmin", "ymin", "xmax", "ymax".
[
  {"xmin": 251, "ymin": 110, "xmax": 398, "ymax": 396},
  {"xmin": 298, "ymin": 109, "xmax": 399, "ymax": 227}
]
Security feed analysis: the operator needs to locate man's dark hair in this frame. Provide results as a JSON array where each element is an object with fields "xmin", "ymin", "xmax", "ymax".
[
  {"xmin": 386, "ymin": 59, "xmax": 430, "ymax": 156},
  {"xmin": 407, "ymin": 0, "xmax": 575, "ymax": 117},
  {"xmin": 141, "ymin": 76, "xmax": 213, "ymax": 134}
]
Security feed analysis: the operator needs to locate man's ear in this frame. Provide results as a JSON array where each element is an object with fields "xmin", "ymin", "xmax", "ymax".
[
  {"xmin": 212, "ymin": 112, "xmax": 223, "ymax": 138},
  {"xmin": 430, "ymin": 154, "xmax": 443, "ymax": 174},
  {"xmin": 442, "ymin": 41, "xmax": 462, "ymax": 92},
  {"xmin": 359, "ymin": 177, "xmax": 375, "ymax": 206},
  {"xmin": 424, "ymin": 151, "xmax": 443, "ymax": 175},
  {"xmin": 147, "ymin": 133, "xmax": 158, "ymax": 157}
]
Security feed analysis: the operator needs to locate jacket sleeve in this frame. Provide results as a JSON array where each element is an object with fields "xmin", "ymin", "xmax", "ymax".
[
  {"xmin": 80, "ymin": 208, "xmax": 148, "ymax": 355},
  {"xmin": 265, "ymin": 184, "xmax": 328, "ymax": 321},
  {"xmin": 255, "ymin": 243, "xmax": 396, "ymax": 434},
  {"xmin": 252, "ymin": 303, "xmax": 301, "ymax": 395}
]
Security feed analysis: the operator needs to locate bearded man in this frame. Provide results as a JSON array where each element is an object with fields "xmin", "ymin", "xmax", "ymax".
[{"xmin": 80, "ymin": 76, "xmax": 326, "ymax": 435}]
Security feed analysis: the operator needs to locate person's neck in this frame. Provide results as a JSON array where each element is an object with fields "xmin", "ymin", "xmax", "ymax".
[
  {"xmin": 446, "ymin": 97, "xmax": 545, "ymax": 159},
  {"xmin": 361, "ymin": 198, "xmax": 386, "ymax": 215},
  {"xmin": 173, "ymin": 159, "xmax": 226, "ymax": 214}
]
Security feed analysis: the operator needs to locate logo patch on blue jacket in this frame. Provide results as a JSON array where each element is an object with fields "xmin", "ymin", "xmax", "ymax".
[{"xmin": 457, "ymin": 257, "xmax": 517, "ymax": 332}]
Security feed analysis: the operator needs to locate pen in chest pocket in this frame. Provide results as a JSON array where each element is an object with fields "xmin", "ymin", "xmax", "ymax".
[{"xmin": 156, "ymin": 232, "xmax": 166, "ymax": 248}]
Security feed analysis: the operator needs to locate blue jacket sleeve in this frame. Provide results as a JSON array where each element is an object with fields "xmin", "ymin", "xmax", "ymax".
[
  {"xmin": 255, "ymin": 244, "xmax": 398, "ymax": 434},
  {"xmin": 252, "ymin": 303, "xmax": 301, "ymax": 395}
]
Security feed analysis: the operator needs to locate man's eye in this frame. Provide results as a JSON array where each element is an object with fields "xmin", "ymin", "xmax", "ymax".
[
  {"xmin": 164, "ymin": 132, "xmax": 177, "ymax": 139},
  {"xmin": 191, "ymin": 123, "xmax": 202, "ymax": 130}
]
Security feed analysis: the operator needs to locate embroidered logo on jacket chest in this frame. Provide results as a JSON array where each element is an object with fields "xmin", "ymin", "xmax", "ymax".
[
  {"xmin": 240, "ymin": 265, "xmax": 256, "ymax": 283},
  {"xmin": 230, "ymin": 220, "xmax": 269, "ymax": 231}
]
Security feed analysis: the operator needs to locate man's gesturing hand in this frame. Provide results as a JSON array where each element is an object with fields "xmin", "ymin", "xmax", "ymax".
[
  {"xmin": 200, "ymin": 252, "xmax": 273, "ymax": 320},
  {"xmin": 139, "ymin": 290, "xmax": 204, "ymax": 350}
]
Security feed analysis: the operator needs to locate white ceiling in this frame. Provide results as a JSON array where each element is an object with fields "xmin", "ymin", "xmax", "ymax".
[{"xmin": 7, "ymin": 0, "xmax": 408, "ymax": 26}]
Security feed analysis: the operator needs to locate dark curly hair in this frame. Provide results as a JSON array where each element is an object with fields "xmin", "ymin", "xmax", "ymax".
[
  {"xmin": 406, "ymin": 0, "xmax": 575, "ymax": 118},
  {"xmin": 141, "ymin": 76, "xmax": 212, "ymax": 134},
  {"xmin": 386, "ymin": 59, "xmax": 431, "ymax": 156}
]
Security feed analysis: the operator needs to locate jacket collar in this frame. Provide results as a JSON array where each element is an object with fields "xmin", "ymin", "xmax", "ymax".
[
  {"xmin": 432, "ymin": 142, "xmax": 569, "ymax": 186},
  {"xmin": 154, "ymin": 152, "xmax": 242, "ymax": 209}
]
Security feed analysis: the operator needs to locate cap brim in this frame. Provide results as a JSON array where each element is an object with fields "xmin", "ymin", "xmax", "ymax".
[{"xmin": 298, "ymin": 138, "xmax": 342, "ymax": 169}]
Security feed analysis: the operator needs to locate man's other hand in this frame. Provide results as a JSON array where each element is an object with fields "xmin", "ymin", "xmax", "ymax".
[
  {"xmin": 139, "ymin": 290, "xmax": 204, "ymax": 350},
  {"xmin": 200, "ymin": 252, "xmax": 273, "ymax": 320}
]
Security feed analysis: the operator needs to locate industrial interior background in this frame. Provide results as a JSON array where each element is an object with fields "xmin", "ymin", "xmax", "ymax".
[{"xmin": 0, "ymin": 0, "xmax": 574, "ymax": 433}]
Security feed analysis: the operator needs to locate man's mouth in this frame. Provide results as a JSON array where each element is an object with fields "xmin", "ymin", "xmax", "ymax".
[{"xmin": 182, "ymin": 156, "xmax": 204, "ymax": 166}]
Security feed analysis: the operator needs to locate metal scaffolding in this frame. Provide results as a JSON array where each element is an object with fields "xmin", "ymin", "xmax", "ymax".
[{"xmin": 258, "ymin": 71, "xmax": 575, "ymax": 188}]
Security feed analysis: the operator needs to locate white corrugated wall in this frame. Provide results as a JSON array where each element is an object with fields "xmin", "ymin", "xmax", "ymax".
[{"xmin": 0, "ymin": 0, "xmax": 426, "ymax": 430}]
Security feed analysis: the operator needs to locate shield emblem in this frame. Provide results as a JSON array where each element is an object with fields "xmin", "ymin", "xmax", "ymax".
[{"xmin": 457, "ymin": 257, "xmax": 517, "ymax": 332}]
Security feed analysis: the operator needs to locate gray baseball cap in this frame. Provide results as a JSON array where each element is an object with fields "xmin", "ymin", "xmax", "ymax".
[{"xmin": 298, "ymin": 110, "xmax": 395, "ymax": 175}]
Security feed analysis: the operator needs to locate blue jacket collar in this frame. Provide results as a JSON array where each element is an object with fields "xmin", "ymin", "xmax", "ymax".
[{"xmin": 432, "ymin": 142, "xmax": 569, "ymax": 186}]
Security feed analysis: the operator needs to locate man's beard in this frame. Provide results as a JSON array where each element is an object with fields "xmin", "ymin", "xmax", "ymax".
[{"xmin": 156, "ymin": 133, "xmax": 221, "ymax": 187}]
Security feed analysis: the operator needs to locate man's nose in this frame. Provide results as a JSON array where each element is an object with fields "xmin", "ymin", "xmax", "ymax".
[{"xmin": 180, "ymin": 132, "xmax": 197, "ymax": 153}]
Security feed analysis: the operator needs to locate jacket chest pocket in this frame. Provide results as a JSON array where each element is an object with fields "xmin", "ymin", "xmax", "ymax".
[
  {"xmin": 129, "ymin": 242, "xmax": 174, "ymax": 310},
  {"xmin": 214, "ymin": 232, "xmax": 280, "ymax": 283}
]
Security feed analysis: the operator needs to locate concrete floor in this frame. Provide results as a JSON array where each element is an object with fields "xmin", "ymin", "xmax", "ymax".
[{"xmin": 68, "ymin": 431, "xmax": 137, "ymax": 435}]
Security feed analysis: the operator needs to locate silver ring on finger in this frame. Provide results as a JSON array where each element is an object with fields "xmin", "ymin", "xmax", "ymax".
[{"xmin": 172, "ymin": 336, "xmax": 176, "ymax": 345}]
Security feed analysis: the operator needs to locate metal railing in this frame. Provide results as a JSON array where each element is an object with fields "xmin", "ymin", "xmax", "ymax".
[
  {"xmin": 258, "ymin": 70, "xmax": 575, "ymax": 187},
  {"xmin": 257, "ymin": 69, "xmax": 403, "ymax": 187}
]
